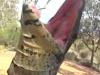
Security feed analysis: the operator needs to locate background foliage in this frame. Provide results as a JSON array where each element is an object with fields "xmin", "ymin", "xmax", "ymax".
[
  {"xmin": 0, "ymin": 0, "xmax": 20, "ymax": 47},
  {"xmin": 0, "ymin": 0, "xmax": 100, "ymax": 71},
  {"xmin": 66, "ymin": 0, "xmax": 100, "ymax": 71}
]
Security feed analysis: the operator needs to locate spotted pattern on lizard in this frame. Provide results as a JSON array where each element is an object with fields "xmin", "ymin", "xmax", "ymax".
[{"xmin": 7, "ymin": 3, "xmax": 63, "ymax": 75}]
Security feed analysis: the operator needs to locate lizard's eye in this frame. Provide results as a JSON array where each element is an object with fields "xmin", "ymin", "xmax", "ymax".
[{"xmin": 23, "ymin": 4, "xmax": 33, "ymax": 13}]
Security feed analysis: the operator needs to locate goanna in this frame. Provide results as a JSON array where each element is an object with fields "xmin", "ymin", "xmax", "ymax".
[{"xmin": 7, "ymin": 3, "xmax": 64, "ymax": 75}]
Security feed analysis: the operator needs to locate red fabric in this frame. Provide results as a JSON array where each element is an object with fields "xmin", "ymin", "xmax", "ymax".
[{"xmin": 47, "ymin": 0, "xmax": 83, "ymax": 48}]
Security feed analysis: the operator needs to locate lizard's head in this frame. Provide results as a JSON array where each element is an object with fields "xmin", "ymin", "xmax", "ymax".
[{"xmin": 22, "ymin": 3, "xmax": 40, "ymax": 22}]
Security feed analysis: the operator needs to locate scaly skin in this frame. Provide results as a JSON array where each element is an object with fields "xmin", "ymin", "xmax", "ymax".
[{"xmin": 7, "ymin": 3, "xmax": 64, "ymax": 75}]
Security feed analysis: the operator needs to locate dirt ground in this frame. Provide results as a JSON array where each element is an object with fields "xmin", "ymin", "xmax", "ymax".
[{"xmin": 0, "ymin": 46, "xmax": 100, "ymax": 75}]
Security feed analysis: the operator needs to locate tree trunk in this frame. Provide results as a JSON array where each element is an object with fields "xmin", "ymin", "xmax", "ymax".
[{"xmin": 90, "ymin": 49, "xmax": 95, "ymax": 66}]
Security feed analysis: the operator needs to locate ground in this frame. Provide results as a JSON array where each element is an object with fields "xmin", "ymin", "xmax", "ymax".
[{"xmin": 0, "ymin": 46, "xmax": 100, "ymax": 75}]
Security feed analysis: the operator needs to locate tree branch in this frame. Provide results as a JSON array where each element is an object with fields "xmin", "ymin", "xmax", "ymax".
[{"xmin": 82, "ymin": 39, "xmax": 93, "ymax": 51}]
